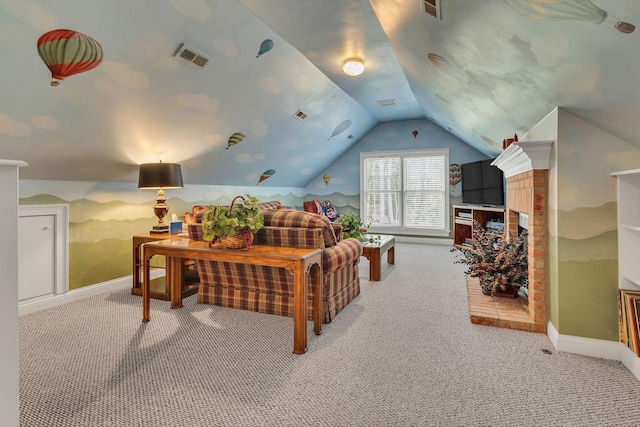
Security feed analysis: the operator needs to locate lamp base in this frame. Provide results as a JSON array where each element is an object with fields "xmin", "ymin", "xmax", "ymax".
[{"xmin": 150, "ymin": 224, "xmax": 169, "ymax": 234}]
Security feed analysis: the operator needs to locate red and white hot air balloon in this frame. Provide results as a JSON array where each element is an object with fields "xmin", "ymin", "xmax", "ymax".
[{"xmin": 37, "ymin": 29, "xmax": 103, "ymax": 86}]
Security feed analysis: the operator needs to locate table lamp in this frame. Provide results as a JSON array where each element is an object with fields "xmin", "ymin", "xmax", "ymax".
[{"xmin": 138, "ymin": 161, "xmax": 183, "ymax": 234}]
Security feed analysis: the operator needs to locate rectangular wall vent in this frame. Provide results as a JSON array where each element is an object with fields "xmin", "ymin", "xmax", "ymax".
[
  {"xmin": 377, "ymin": 99, "xmax": 398, "ymax": 107},
  {"xmin": 294, "ymin": 109, "xmax": 308, "ymax": 120},
  {"xmin": 174, "ymin": 43, "xmax": 210, "ymax": 69},
  {"xmin": 420, "ymin": 0, "xmax": 441, "ymax": 20}
]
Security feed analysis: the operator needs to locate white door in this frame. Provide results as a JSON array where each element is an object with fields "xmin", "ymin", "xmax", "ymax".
[{"xmin": 18, "ymin": 215, "xmax": 56, "ymax": 301}]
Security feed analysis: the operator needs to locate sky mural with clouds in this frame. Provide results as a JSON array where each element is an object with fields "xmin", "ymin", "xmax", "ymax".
[{"xmin": 2, "ymin": 0, "xmax": 640, "ymax": 190}]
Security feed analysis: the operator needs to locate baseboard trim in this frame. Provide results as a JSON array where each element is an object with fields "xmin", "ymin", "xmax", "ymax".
[
  {"xmin": 619, "ymin": 344, "xmax": 640, "ymax": 382},
  {"xmin": 547, "ymin": 321, "xmax": 640, "ymax": 381},
  {"xmin": 394, "ymin": 236, "xmax": 453, "ymax": 245},
  {"xmin": 547, "ymin": 321, "xmax": 620, "ymax": 360},
  {"xmin": 18, "ymin": 270, "xmax": 164, "ymax": 316},
  {"xmin": 546, "ymin": 320, "xmax": 559, "ymax": 348}
]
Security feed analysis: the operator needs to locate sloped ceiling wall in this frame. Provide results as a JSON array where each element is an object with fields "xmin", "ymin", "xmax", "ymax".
[{"xmin": 1, "ymin": 0, "xmax": 639, "ymax": 187}]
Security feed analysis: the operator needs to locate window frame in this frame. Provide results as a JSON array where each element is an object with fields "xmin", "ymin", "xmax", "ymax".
[{"xmin": 360, "ymin": 148, "xmax": 450, "ymax": 237}]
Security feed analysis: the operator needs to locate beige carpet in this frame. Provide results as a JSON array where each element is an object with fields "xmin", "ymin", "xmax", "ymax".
[{"xmin": 18, "ymin": 243, "xmax": 640, "ymax": 426}]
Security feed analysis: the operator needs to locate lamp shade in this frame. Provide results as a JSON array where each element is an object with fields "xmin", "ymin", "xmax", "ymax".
[{"xmin": 138, "ymin": 162, "xmax": 183, "ymax": 189}]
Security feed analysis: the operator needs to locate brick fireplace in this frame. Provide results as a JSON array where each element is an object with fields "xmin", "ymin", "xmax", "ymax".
[{"xmin": 467, "ymin": 140, "xmax": 553, "ymax": 333}]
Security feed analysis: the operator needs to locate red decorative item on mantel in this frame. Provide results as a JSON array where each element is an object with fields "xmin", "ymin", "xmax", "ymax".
[{"xmin": 502, "ymin": 133, "xmax": 518, "ymax": 149}]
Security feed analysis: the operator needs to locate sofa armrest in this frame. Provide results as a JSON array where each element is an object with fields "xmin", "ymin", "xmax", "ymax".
[
  {"xmin": 188, "ymin": 223, "xmax": 204, "ymax": 240},
  {"xmin": 255, "ymin": 226, "xmax": 325, "ymax": 249},
  {"xmin": 331, "ymin": 222, "xmax": 342, "ymax": 242},
  {"xmin": 322, "ymin": 238, "xmax": 363, "ymax": 273}
]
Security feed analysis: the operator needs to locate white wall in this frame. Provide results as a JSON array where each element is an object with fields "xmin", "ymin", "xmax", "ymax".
[{"xmin": 0, "ymin": 160, "xmax": 27, "ymax": 426}]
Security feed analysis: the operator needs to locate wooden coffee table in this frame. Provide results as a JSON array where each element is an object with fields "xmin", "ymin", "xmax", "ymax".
[{"xmin": 361, "ymin": 235, "xmax": 395, "ymax": 281}]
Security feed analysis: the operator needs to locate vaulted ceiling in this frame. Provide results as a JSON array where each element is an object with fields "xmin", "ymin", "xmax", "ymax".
[{"xmin": 1, "ymin": 0, "xmax": 639, "ymax": 187}]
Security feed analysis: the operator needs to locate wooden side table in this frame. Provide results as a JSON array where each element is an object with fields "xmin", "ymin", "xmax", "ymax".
[
  {"xmin": 361, "ymin": 235, "xmax": 395, "ymax": 281},
  {"xmin": 132, "ymin": 233, "xmax": 199, "ymax": 305}
]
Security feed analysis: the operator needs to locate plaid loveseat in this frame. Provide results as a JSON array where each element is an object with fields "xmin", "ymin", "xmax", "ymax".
[{"xmin": 188, "ymin": 201, "xmax": 363, "ymax": 323}]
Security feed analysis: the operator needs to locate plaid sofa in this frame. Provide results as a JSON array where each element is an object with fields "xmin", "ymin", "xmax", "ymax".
[{"xmin": 188, "ymin": 201, "xmax": 362, "ymax": 323}]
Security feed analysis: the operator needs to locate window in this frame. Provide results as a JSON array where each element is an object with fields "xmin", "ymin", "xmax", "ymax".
[{"xmin": 360, "ymin": 149, "xmax": 449, "ymax": 236}]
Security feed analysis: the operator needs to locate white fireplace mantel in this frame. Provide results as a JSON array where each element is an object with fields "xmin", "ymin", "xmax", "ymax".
[{"xmin": 491, "ymin": 140, "xmax": 553, "ymax": 178}]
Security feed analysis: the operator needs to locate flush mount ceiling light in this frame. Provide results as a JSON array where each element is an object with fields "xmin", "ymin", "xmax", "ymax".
[{"xmin": 343, "ymin": 58, "xmax": 364, "ymax": 76}]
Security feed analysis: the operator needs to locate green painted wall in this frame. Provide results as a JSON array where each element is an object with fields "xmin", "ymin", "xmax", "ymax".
[
  {"xmin": 553, "ymin": 109, "xmax": 640, "ymax": 341},
  {"xmin": 20, "ymin": 186, "xmax": 306, "ymax": 290}
]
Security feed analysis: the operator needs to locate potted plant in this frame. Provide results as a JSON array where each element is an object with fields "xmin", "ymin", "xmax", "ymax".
[
  {"xmin": 451, "ymin": 220, "xmax": 528, "ymax": 298},
  {"xmin": 201, "ymin": 194, "xmax": 264, "ymax": 249},
  {"xmin": 338, "ymin": 212, "xmax": 369, "ymax": 241}
]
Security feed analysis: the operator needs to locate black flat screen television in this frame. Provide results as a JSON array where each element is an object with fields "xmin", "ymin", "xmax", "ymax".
[{"xmin": 461, "ymin": 158, "xmax": 505, "ymax": 206}]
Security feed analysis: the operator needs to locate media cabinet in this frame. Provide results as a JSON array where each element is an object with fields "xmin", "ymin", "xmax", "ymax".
[{"xmin": 453, "ymin": 205, "xmax": 505, "ymax": 248}]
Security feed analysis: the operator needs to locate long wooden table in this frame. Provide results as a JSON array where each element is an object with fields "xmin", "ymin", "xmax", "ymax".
[{"xmin": 141, "ymin": 239, "xmax": 323, "ymax": 354}]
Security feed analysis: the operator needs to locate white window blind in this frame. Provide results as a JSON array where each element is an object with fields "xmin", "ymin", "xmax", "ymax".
[
  {"xmin": 364, "ymin": 157, "xmax": 400, "ymax": 226},
  {"xmin": 361, "ymin": 149, "xmax": 449, "ymax": 236}
]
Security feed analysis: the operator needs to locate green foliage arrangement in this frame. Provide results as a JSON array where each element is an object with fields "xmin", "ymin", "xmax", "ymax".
[
  {"xmin": 338, "ymin": 212, "xmax": 368, "ymax": 240},
  {"xmin": 452, "ymin": 220, "xmax": 528, "ymax": 297},
  {"xmin": 201, "ymin": 194, "xmax": 264, "ymax": 243}
]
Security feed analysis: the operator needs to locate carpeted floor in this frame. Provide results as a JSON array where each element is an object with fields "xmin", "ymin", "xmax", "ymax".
[{"xmin": 19, "ymin": 243, "xmax": 640, "ymax": 426}]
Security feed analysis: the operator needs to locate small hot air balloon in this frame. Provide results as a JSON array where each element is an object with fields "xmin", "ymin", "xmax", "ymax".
[
  {"xmin": 257, "ymin": 169, "xmax": 275, "ymax": 184},
  {"xmin": 37, "ymin": 29, "xmax": 103, "ymax": 86},
  {"xmin": 328, "ymin": 119, "xmax": 352, "ymax": 139},
  {"xmin": 226, "ymin": 132, "xmax": 245, "ymax": 149},
  {"xmin": 427, "ymin": 53, "xmax": 448, "ymax": 71},
  {"xmin": 412, "ymin": 130, "xmax": 418, "ymax": 138},
  {"xmin": 256, "ymin": 39, "xmax": 274, "ymax": 58},
  {"xmin": 323, "ymin": 174, "xmax": 330, "ymax": 185},
  {"xmin": 449, "ymin": 164, "xmax": 461, "ymax": 190}
]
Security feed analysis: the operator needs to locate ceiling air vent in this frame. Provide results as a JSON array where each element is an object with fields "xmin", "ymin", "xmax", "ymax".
[
  {"xmin": 420, "ymin": 0, "xmax": 441, "ymax": 20},
  {"xmin": 294, "ymin": 109, "xmax": 308, "ymax": 121},
  {"xmin": 174, "ymin": 43, "xmax": 210, "ymax": 69},
  {"xmin": 377, "ymin": 99, "xmax": 398, "ymax": 107}
]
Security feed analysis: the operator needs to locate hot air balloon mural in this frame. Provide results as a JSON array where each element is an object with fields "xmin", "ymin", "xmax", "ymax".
[
  {"xmin": 427, "ymin": 53, "xmax": 449, "ymax": 72},
  {"xmin": 257, "ymin": 169, "xmax": 275, "ymax": 184},
  {"xmin": 256, "ymin": 39, "xmax": 274, "ymax": 58},
  {"xmin": 449, "ymin": 164, "xmax": 462, "ymax": 190},
  {"xmin": 226, "ymin": 132, "xmax": 245, "ymax": 149},
  {"xmin": 37, "ymin": 29, "xmax": 103, "ymax": 86},
  {"xmin": 328, "ymin": 119, "xmax": 352, "ymax": 140},
  {"xmin": 503, "ymin": 0, "xmax": 634, "ymax": 33},
  {"xmin": 323, "ymin": 174, "xmax": 330, "ymax": 185},
  {"xmin": 412, "ymin": 130, "xmax": 418, "ymax": 138}
]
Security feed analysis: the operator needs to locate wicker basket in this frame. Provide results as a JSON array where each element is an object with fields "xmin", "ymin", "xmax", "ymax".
[
  {"xmin": 218, "ymin": 230, "xmax": 253, "ymax": 249},
  {"xmin": 216, "ymin": 196, "xmax": 255, "ymax": 249}
]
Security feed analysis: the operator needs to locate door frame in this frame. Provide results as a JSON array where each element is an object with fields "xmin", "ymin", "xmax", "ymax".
[{"xmin": 19, "ymin": 204, "xmax": 69, "ymax": 296}]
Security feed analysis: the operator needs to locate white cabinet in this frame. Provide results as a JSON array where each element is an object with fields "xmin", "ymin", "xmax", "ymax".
[
  {"xmin": 612, "ymin": 169, "xmax": 640, "ymax": 381},
  {"xmin": 17, "ymin": 205, "xmax": 68, "ymax": 303},
  {"xmin": 613, "ymin": 170, "xmax": 640, "ymax": 290},
  {"xmin": 18, "ymin": 214, "xmax": 56, "ymax": 300}
]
